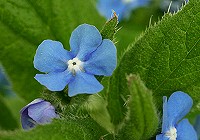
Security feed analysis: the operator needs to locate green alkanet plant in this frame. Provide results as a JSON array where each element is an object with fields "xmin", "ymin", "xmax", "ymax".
[
  {"xmin": 34, "ymin": 24, "xmax": 117, "ymax": 97},
  {"xmin": 0, "ymin": 0, "xmax": 199, "ymax": 140}
]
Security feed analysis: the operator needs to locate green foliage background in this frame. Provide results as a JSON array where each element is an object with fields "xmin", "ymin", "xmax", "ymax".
[{"xmin": 0, "ymin": 0, "xmax": 199, "ymax": 139}]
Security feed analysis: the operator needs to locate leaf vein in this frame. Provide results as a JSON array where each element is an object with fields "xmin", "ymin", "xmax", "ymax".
[
  {"xmin": 27, "ymin": 0, "xmax": 56, "ymax": 40},
  {"xmin": 154, "ymin": 36, "xmax": 200, "ymax": 92}
]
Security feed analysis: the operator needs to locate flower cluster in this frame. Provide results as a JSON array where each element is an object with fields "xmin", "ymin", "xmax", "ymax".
[
  {"xmin": 156, "ymin": 91, "xmax": 197, "ymax": 140},
  {"xmin": 34, "ymin": 24, "xmax": 117, "ymax": 97},
  {"xmin": 97, "ymin": 0, "xmax": 150, "ymax": 21},
  {"xmin": 20, "ymin": 99, "xmax": 58, "ymax": 130}
]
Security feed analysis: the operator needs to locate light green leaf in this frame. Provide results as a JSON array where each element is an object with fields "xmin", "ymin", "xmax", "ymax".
[
  {"xmin": 107, "ymin": 0, "xmax": 200, "ymax": 127},
  {"xmin": 0, "ymin": 0, "xmax": 105, "ymax": 101},
  {"xmin": 0, "ymin": 117, "xmax": 112, "ymax": 140}
]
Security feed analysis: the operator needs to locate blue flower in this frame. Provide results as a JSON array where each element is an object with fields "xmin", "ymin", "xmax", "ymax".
[
  {"xmin": 20, "ymin": 98, "xmax": 58, "ymax": 130},
  {"xmin": 156, "ymin": 91, "xmax": 197, "ymax": 140},
  {"xmin": 34, "ymin": 24, "xmax": 117, "ymax": 97},
  {"xmin": 97, "ymin": 0, "xmax": 150, "ymax": 21}
]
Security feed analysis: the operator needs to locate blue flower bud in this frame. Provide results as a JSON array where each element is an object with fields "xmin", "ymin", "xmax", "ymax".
[{"xmin": 20, "ymin": 98, "xmax": 58, "ymax": 130}]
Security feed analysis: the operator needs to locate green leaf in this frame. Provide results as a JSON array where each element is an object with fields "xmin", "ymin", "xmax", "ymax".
[
  {"xmin": 106, "ymin": 68, "xmax": 129, "ymax": 127},
  {"xmin": 107, "ymin": 0, "xmax": 200, "ymax": 128},
  {"xmin": 2, "ymin": 95, "xmax": 27, "ymax": 127},
  {"xmin": 116, "ymin": 4, "xmax": 163, "ymax": 59},
  {"xmin": 117, "ymin": 75, "xmax": 158, "ymax": 140},
  {"xmin": 0, "ymin": 97, "xmax": 18, "ymax": 130},
  {"xmin": 0, "ymin": 117, "xmax": 111, "ymax": 140},
  {"xmin": 0, "ymin": 0, "xmax": 105, "ymax": 101},
  {"xmin": 100, "ymin": 12, "xmax": 118, "ymax": 41},
  {"xmin": 84, "ymin": 94, "xmax": 115, "ymax": 133}
]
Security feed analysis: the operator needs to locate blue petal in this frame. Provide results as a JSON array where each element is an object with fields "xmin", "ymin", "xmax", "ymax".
[
  {"xmin": 68, "ymin": 72, "xmax": 103, "ymax": 97},
  {"xmin": 156, "ymin": 134, "xmax": 163, "ymax": 140},
  {"xmin": 156, "ymin": 134, "xmax": 169, "ymax": 140},
  {"xmin": 162, "ymin": 96, "xmax": 168, "ymax": 133},
  {"xmin": 28, "ymin": 101, "xmax": 58, "ymax": 124},
  {"xmin": 167, "ymin": 91, "xmax": 193, "ymax": 126},
  {"xmin": 20, "ymin": 99, "xmax": 44, "ymax": 130},
  {"xmin": 176, "ymin": 119, "xmax": 198, "ymax": 140},
  {"xmin": 97, "ymin": 0, "xmax": 126, "ymax": 20},
  {"xmin": 96, "ymin": 0, "xmax": 114, "ymax": 19},
  {"xmin": 124, "ymin": 0, "xmax": 150, "ymax": 19},
  {"xmin": 96, "ymin": 0, "xmax": 150, "ymax": 21},
  {"xmin": 35, "ymin": 70, "xmax": 73, "ymax": 91},
  {"xmin": 129, "ymin": 0, "xmax": 150, "ymax": 8},
  {"xmin": 84, "ymin": 39, "xmax": 117, "ymax": 76},
  {"xmin": 20, "ymin": 108, "xmax": 36, "ymax": 130},
  {"xmin": 34, "ymin": 40, "xmax": 71, "ymax": 73},
  {"xmin": 20, "ymin": 99, "xmax": 44, "ymax": 114},
  {"xmin": 69, "ymin": 24, "xmax": 102, "ymax": 60}
]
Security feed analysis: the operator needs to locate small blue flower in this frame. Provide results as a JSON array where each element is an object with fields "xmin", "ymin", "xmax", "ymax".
[
  {"xmin": 20, "ymin": 98, "xmax": 58, "ymax": 130},
  {"xmin": 34, "ymin": 24, "xmax": 117, "ymax": 97},
  {"xmin": 156, "ymin": 91, "xmax": 197, "ymax": 140},
  {"xmin": 97, "ymin": 0, "xmax": 150, "ymax": 21}
]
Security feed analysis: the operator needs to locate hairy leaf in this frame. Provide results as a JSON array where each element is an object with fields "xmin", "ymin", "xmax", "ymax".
[
  {"xmin": 0, "ymin": 117, "xmax": 111, "ymax": 140},
  {"xmin": 117, "ymin": 75, "xmax": 158, "ymax": 140},
  {"xmin": 107, "ymin": 0, "xmax": 200, "ymax": 126},
  {"xmin": 101, "ymin": 12, "xmax": 118, "ymax": 41}
]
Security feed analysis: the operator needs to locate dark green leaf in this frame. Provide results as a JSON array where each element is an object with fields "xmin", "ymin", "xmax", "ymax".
[{"xmin": 0, "ymin": 97, "xmax": 18, "ymax": 130}]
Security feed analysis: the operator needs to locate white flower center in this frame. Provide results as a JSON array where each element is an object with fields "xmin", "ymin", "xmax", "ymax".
[
  {"xmin": 122, "ymin": 0, "xmax": 135, "ymax": 4},
  {"xmin": 165, "ymin": 127, "xmax": 177, "ymax": 140},
  {"xmin": 67, "ymin": 58, "xmax": 84, "ymax": 75}
]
